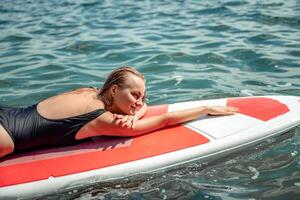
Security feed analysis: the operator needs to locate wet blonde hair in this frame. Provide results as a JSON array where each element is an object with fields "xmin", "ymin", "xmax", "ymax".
[{"xmin": 98, "ymin": 66, "xmax": 146, "ymax": 107}]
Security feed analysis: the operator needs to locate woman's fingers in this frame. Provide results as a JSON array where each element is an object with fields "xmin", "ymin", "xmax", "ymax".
[
  {"xmin": 112, "ymin": 114, "xmax": 137, "ymax": 129},
  {"xmin": 113, "ymin": 118, "xmax": 122, "ymax": 126},
  {"xmin": 121, "ymin": 115, "xmax": 128, "ymax": 123},
  {"xmin": 223, "ymin": 107, "xmax": 238, "ymax": 114},
  {"xmin": 113, "ymin": 114, "xmax": 123, "ymax": 120},
  {"xmin": 227, "ymin": 106, "xmax": 239, "ymax": 111},
  {"xmin": 227, "ymin": 107, "xmax": 239, "ymax": 113},
  {"xmin": 113, "ymin": 114, "xmax": 126, "ymax": 126},
  {"xmin": 207, "ymin": 106, "xmax": 239, "ymax": 116},
  {"xmin": 131, "ymin": 115, "xmax": 138, "ymax": 129}
]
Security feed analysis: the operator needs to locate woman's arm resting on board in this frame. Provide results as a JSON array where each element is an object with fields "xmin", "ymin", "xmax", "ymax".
[{"xmin": 87, "ymin": 106, "xmax": 238, "ymax": 137}]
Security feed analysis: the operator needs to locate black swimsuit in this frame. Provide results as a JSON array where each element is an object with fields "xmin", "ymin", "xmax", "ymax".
[{"xmin": 0, "ymin": 104, "xmax": 106, "ymax": 151}]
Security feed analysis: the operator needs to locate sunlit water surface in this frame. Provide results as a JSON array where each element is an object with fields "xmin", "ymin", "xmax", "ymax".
[{"xmin": 0, "ymin": 0, "xmax": 300, "ymax": 199}]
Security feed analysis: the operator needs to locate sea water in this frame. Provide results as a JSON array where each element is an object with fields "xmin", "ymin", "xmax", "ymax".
[{"xmin": 0, "ymin": 0, "xmax": 300, "ymax": 199}]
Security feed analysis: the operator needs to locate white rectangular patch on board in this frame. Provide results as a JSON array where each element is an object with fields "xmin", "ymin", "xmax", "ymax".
[{"xmin": 186, "ymin": 113, "xmax": 262, "ymax": 139}]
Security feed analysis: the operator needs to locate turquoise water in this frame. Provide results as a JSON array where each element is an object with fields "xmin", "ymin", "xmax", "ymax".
[{"xmin": 1, "ymin": 0, "xmax": 300, "ymax": 199}]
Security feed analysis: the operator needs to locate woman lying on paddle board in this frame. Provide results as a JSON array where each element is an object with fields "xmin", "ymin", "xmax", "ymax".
[{"xmin": 0, "ymin": 67, "xmax": 238, "ymax": 158}]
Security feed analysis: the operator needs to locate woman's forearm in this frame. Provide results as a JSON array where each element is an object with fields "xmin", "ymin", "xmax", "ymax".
[
  {"xmin": 124, "ymin": 106, "xmax": 209, "ymax": 136},
  {"xmin": 164, "ymin": 106, "xmax": 208, "ymax": 126},
  {"xmin": 124, "ymin": 105, "xmax": 237, "ymax": 136}
]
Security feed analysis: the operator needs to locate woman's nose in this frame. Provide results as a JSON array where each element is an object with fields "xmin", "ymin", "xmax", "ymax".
[{"xmin": 135, "ymin": 99, "xmax": 143, "ymax": 106}]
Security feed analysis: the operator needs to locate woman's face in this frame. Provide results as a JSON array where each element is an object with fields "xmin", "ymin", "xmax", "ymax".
[{"xmin": 111, "ymin": 74, "xmax": 146, "ymax": 115}]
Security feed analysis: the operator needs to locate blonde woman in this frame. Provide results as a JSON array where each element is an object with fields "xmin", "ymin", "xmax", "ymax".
[{"xmin": 0, "ymin": 67, "xmax": 238, "ymax": 158}]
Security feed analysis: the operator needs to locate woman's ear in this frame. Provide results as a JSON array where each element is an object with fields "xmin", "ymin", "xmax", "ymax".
[{"xmin": 110, "ymin": 84, "xmax": 118, "ymax": 97}]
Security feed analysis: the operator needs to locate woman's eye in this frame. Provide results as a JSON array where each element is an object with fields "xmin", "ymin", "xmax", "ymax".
[{"xmin": 132, "ymin": 94, "xmax": 139, "ymax": 99}]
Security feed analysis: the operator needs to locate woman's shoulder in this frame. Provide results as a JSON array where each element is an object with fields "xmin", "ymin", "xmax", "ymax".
[
  {"xmin": 39, "ymin": 87, "xmax": 103, "ymax": 105},
  {"xmin": 54, "ymin": 87, "xmax": 102, "ymax": 103},
  {"xmin": 63, "ymin": 87, "xmax": 99, "ymax": 95},
  {"xmin": 37, "ymin": 87, "xmax": 105, "ymax": 119}
]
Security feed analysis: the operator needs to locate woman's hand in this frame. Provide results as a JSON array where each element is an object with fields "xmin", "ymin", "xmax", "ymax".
[
  {"xmin": 206, "ymin": 106, "xmax": 239, "ymax": 116},
  {"xmin": 112, "ymin": 103, "xmax": 147, "ymax": 129},
  {"xmin": 113, "ymin": 114, "xmax": 139, "ymax": 129}
]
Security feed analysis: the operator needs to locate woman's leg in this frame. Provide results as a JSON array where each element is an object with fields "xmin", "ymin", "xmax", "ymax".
[{"xmin": 0, "ymin": 125, "xmax": 14, "ymax": 158}]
